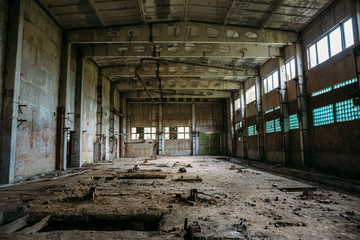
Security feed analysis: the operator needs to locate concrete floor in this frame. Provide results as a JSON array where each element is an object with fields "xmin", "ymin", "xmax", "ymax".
[{"xmin": 0, "ymin": 156, "xmax": 359, "ymax": 239}]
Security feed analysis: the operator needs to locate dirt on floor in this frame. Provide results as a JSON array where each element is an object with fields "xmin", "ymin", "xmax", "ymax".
[{"xmin": 0, "ymin": 156, "xmax": 359, "ymax": 240}]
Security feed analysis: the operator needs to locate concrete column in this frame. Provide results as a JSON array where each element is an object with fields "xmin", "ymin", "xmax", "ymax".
[
  {"xmin": 120, "ymin": 96, "xmax": 126, "ymax": 157},
  {"xmin": 109, "ymin": 84, "xmax": 115, "ymax": 161},
  {"xmin": 240, "ymin": 85, "xmax": 247, "ymax": 158},
  {"xmin": 279, "ymin": 57, "xmax": 290, "ymax": 165},
  {"xmin": 295, "ymin": 43, "xmax": 310, "ymax": 168},
  {"xmin": 191, "ymin": 103, "xmax": 196, "ymax": 155},
  {"xmin": 158, "ymin": 103, "xmax": 163, "ymax": 155},
  {"xmin": 352, "ymin": 0, "xmax": 360, "ymax": 45},
  {"xmin": 126, "ymin": 101, "xmax": 131, "ymax": 146},
  {"xmin": 0, "ymin": 0, "xmax": 24, "ymax": 184},
  {"xmin": 255, "ymin": 76, "xmax": 265, "ymax": 160},
  {"xmin": 95, "ymin": 74, "xmax": 104, "ymax": 162},
  {"xmin": 57, "ymin": 42, "xmax": 72, "ymax": 170},
  {"xmin": 74, "ymin": 56, "xmax": 84, "ymax": 167},
  {"xmin": 225, "ymin": 98, "xmax": 232, "ymax": 156}
]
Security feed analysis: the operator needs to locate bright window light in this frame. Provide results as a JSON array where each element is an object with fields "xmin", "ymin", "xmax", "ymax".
[
  {"xmin": 317, "ymin": 36, "xmax": 329, "ymax": 64},
  {"xmin": 343, "ymin": 18, "xmax": 354, "ymax": 48},
  {"xmin": 329, "ymin": 27, "xmax": 342, "ymax": 56},
  {"xmin": 246, "ymin": 85, "xmax": 256, "ymax": 104},
  {"xmin": 308, "ymin": 44, "xmax": 317, "ymax": 68}
]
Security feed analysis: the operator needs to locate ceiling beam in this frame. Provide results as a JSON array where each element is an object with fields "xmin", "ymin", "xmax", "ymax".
[
  {"xmin": 223, "ymin": 0, "xmax": 236, "ymax": 24},
  {"xmin": 101, "ymin": 64, "xmax": 257, "ymax": 78},
  {"xmin": 67, "ymin": 22, "xmax": 297, "ymax": 45},
  {"xmin": 88, "ymin": 0, "xmax": 105, "ymax": 27},
  {"xmin": 137, "ymin": 0, "xmax": 146, "ymax": 23},
  {"xmin": 112, "ymin": 78, "xmax": 241, "ymax": 91},
  {"xmin": 121, "ymin": 90, "xmax": 232, "ymax": 99},
  {"xmin": 82, "ymin": 43, "xmax": 281, "ymax": 59},
  {"xmin": 260, "ymin": 0, "xmax": 284, "ymax": 29}
]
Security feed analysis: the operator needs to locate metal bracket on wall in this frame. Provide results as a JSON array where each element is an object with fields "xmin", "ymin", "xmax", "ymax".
[{"xmin": 17, "ymin": 119, "xmax": 27, "ymax": 128}]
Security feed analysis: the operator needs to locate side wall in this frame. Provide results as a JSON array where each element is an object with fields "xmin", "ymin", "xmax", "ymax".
[{"xmin": 14, "ymin": 0, "xmax": 62, "ymax": 180}]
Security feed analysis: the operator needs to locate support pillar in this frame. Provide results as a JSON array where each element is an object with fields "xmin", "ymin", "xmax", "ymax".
[
  {"xmin": 255, "ymin": 76, "xmax": 265, "ymax": 160},
  {"xmin": 109, "ymin": 84, "xmax": 115, "ymax": 161},
  {"xmin": 240, "ymin": 85, "xmax": 247, "ymax": 158},
  {"xmin": 74, "ymin": 56, "xmax": 84, "ymax": 167},
  {"xmin": 279, "ymin": 57, "xmax": 290, "ymax": 165},
  {"xmin": 158, "ymin": 103, "xmax": 163, "ymax": 155},
  {"xmin": 95, "ymin": 74, "xmax": 104, "ymax": 163},
  {"xmin": 191, "ymin": 103, "xmax": 196, "ymax": 155},
  {"xmin": 295, "ymin": 43, "xmax": 310, "ymax": 168},
  {"xmin": 0, "ymin": 0, "xmax": 24, "ymax": 183},
  {"xmin": 120, "ymin": 96, "xmax": 126, "ymax": 157}
]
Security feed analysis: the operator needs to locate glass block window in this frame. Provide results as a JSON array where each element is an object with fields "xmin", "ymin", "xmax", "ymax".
[
  {"xmin": 266, "ymin": 120, "xmax": 275, "ymax": 133},
  {"xmin": 264, "ymin": 70, "xmax": 279, "ymax": 93},
  {"xmin": 234, "ymin": 98, "xmax": 241, "ymax": 111},
  {"xmin": 333, "ymin": 78, "xmax": 357, "ymax": 89},
  {"xmin": 275, "ymin": 118, "xmax": 281, "ymax": 132},
  {"xmin": 313, "ymin": 104, "xmax": 334, "ymax": 126},
  {"xmin": 289, "ymin": 114, "xmax": 299, "ymax": 130},
  {"xmin": 248, "ymin": 125, "xmax": 257, "ymax": 136},
  {"xmin": 274, "ymin": 106, "xmax": 280, "ymax": 111},
  {"xmin": 246, "ymin": 85, "xmax": 256, "ymax": 104},
  {"xmin": 307, "ymin": 18, "xmax": 354, "ymax": 69},
  {"xmin": 285, "ymin": 58, "xmax": 296, "ymax": 81},
  {"xmin": 144, "ymin": 127, "xmax": 156, "ymax": 140},
  {"xmin": 311, "ymin": 87, "xmax": 332, "ymax": 97},
  {"xmin": 265, "ymin": 108, "xmax": 274, "ymax": 114},
  {"xmin": 335, "ymin": 99, "xmax": 360, "ymax": 122}
]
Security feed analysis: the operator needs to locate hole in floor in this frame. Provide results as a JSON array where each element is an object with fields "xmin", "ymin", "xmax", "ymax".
[{"xmin": 30, "ymin": 214, "xmax": 162, "ymax": 232}]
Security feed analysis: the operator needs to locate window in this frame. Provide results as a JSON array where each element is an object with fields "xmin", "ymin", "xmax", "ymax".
[
  {"xmin": 177, "ymin": 127, "xmax": 190, "ymax": 139},
  {"xmin": 329, "ymin": 27, "xmax": 342, "ymax": 56},
  {"xmin": 265, "ymin": 106, "xmax": 280, "ymax": 114},
  {"xmin": 266, "ymin": 118, "xmax": 281, "ymax": 133},
  {"xmin": 317, "ymin": 35, "xmax": 329, "ymax": 64},
  {"xmin": 264, "ymin": 70, "xmax": 279, "ymax": 93},
  {"xmin": 307, "ymin": 18, "xmax": 354, "ymax": 69},
  {"xmin": 131, "ymin": 127, "xmax": 143, "ymax": 140},
  {"xmin": 289, "ymin": 114, "xmax": 299, "ymax": 130},
  {"xmin": 285, "ymin": 58, "xmax": 296, "ymax": 81},
  {"xmin": 313, "ymin": 104, "xmax": 334, "ymax": 126},
  {"xmin": 132, "ymin": 127, "xmax": 156, "ymax": 140},
  {"xmin": 234, "ymin": 98, "xmax": 240, "ymax": 111},
  {"xmin": 144, "ymin": 127, "xmax": 156, "ymax": 140},
  {"xmin": 248, "ymin": 125, "xmax": 257, "ymax": 136},
  {"xmin": 335, "ymin": 99, "xmax": 360, "ymax": 122},
  {"xmin": 343, "ymin": 18, "xmax": 354, "ymax": 48},
  {"xmin": 235, "ymin": 121, "xmax": 242, "ymax": 131},
  {"xmin": 311, "ymin": 78, "xmax": 358, "ymax": 97},
  {"xmin": 165, "ymin": 127, "xmax": 190, "ymax": 140},
  {"xmin": 246, "ymin": 85, "xmax": 256, "ymax": 104}
]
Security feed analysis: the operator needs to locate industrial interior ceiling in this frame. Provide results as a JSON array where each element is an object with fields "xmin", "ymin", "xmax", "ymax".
[{"xmin": 37, "ymin": 0, "xmax": 334, "ymax": 100}]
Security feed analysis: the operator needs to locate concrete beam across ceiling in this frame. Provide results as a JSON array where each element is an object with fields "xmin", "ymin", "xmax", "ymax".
[
  {"xmin": 122, "ymin": 89, "xmax": 232, "ymax": 99},
  {"xmin": 112, "ymin": 78, "xmax": 241, "ymax": 91},
  {"xmin": 67, "ymin": 22, "xmax": 297, "ymax": 45},
  {"xmin": 101, "ymin": 64, "xmax": 257, "ymax": 78},
  {"xmin": 82, "ymin": 43, "xmax": 281, "ymax": 58}
]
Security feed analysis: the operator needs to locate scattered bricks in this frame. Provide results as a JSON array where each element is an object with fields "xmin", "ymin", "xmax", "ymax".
[{"xmin": 230, "ymin": 165, "xmax": 236, "ymax": 170}]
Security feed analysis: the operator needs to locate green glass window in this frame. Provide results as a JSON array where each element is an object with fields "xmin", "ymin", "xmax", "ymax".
[
  {"xmin": 289, "ymin": 114, "xmax": 299, "ymax": 129},
  {"xmin": 335, "ymin": 99, "xmax": 360, "ymax": 122},
  {"xmin": 313, "ymin": 104, "xmax": 334, "ymax": 126}
]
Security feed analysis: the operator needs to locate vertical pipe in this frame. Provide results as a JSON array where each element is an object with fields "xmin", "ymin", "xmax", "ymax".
[
  {"xmin": 74, "ymin": 55, "xmax": 84, "ymax": 167},
  {"xmin": 192, "ymin": 103, "xmax": 196, "ymax": 155}
]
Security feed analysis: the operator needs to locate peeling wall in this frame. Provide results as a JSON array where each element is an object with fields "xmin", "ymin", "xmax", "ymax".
[
  {"xmin": 82, "ymin": 58, "xmax": 98, "ymax": 164},
  {"xmin": 15, "ymin": 0, "xmax": 62, "ymax": 179},
  {"xmin": 102, "ymin": 77, "xmax": 111, "ymax": 160}
]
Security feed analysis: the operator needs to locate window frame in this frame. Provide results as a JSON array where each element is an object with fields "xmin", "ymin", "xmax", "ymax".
[
  {"xmin": 263, "ymin": 70, "xmax": 279, "ymax": 93},
  {"xmin": 307, "ymin": 17, "xmax": 354, "ymax": 69}
]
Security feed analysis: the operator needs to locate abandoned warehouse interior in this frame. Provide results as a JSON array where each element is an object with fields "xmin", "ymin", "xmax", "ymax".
[{"xmin": 0, "ymin": 0, "xmax": 360, "ymax": 239}]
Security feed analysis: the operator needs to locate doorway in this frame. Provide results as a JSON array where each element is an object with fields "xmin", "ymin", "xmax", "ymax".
[{"xmin": 199, "ymin": 132, "xmax": 221, "ymax": 155}]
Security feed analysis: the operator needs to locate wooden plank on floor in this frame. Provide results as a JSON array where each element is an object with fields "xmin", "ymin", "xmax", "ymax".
[
  {"xmin": 0, "ymin": 214, "xmax": 29, "ymax": 234},
  {"xmin": 22, "ymin": 215, "xmax": 51, "ymax": 233}
]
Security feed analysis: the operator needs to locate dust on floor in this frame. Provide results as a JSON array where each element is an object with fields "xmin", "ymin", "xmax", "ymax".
[{"xmin": 0, "ymin": 156, "xmax": 359, "ymax": 239}]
